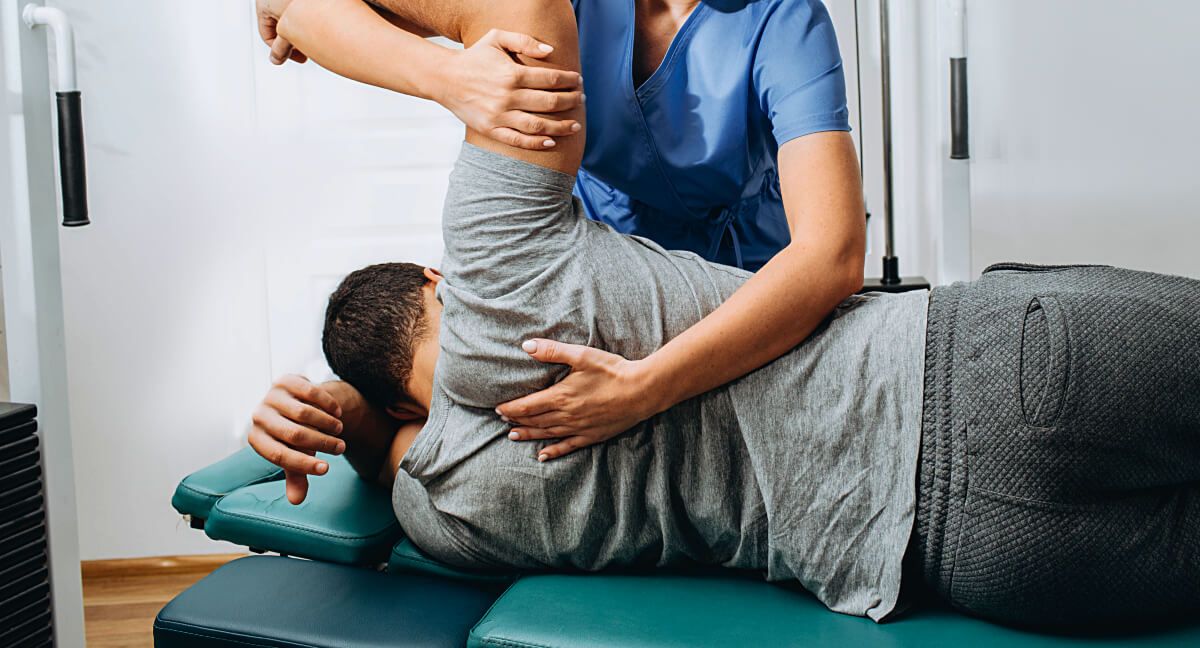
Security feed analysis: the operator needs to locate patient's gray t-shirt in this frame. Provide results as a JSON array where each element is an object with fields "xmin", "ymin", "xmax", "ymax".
[{"xmin": 392, "ymin": 143, "xmax": 928, "ymax": 621}]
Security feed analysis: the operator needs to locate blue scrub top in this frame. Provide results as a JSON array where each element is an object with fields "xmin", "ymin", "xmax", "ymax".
[{"xmin": 572, "ymin": 0, "xmax": 850, "ymax": 271}]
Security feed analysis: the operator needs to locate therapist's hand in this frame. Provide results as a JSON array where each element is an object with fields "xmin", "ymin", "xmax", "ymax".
[
  {"xmin": 248, "ymin": 375, "xmax": 346, "ymax": 504},
  {"xmin": 496, "ymin": 340, "xmax": 660, "ymax": 460},
  {"xmin": 436, "ymin": 29, "xmax": 585, "ymax": 150},
  {"xmin": 256, "ymin": 0, "xmax": 308, "ymax": 65}
]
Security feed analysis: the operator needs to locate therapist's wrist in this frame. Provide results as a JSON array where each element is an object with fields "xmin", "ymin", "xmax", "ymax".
[
  {"xmin": 415, "ymin": 45, "xmax": 456, "ymax": 104},
  {"xmin": 626, "ymin": 356, "xmax": 679, "ymax": 420}
]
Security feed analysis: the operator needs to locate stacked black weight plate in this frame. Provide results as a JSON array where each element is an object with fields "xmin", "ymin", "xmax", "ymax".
[{"xmin": 0, "ymin": 403, "xmax": 53, "ymax": 648}]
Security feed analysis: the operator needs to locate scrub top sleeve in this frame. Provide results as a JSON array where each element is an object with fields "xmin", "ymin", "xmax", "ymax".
[{"xmin": 753, "ymin": 0, "xmax": 851, "ymax": 148}]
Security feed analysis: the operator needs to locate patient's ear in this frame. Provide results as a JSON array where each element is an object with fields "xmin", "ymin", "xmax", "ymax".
[
  {"xmin": 386, "ymin": 400, "xmax": 427, "ymax": 421},
  {"xmin": 422, "ymin": 267, "xmax": 443, "ymax": 283}
]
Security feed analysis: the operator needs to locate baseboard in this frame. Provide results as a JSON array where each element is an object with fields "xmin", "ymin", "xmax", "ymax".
[{"xmin": 81, "ymin": 553, "xmax": 248, "ymax": 580}]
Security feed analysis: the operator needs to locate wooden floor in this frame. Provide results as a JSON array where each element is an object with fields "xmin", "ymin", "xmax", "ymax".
[{"xmin": 82, "ymin": 553, "xmax": 247, "ymax": 647}]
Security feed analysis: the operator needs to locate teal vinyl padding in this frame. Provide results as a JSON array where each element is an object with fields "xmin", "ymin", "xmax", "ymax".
[
  {"xmin": 171, "ymin": 446, "xmax": 282, "ymax": 520},
  {"xmin": 388, "ymin": 537, "xmax": 517, "ymax": 585},
  {"xmin": 154, "ymin": 556, "xmax": 499, "ymax": 648},
  {"xmin": 203, "ymin": 453, "xmax": 401, "ymax": 565},
  {"xmin": 469, "ymin": 574, "xmax": 1200, "ymax": 648}
]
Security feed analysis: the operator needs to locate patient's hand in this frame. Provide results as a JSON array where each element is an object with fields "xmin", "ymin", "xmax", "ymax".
[
  {"xmin": 248, "ymin": 375, "xmax": 347, "ymax": 504},
  {"xmin": 256, "ymin": 0, "xmax": 308, "ymax": 65}
]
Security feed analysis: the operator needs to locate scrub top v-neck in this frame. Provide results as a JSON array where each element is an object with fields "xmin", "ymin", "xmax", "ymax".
[{"xmin": 572, "ymin": 0, "xmax": 851, "ymax": 271}]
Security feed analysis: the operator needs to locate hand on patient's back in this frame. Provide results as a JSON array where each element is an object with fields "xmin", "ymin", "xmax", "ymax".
[
  {"xmin": 496, "ymin": 340, "xmax": 658, "ymax": 461},
  {"xmin": 438, "ymin": 29, "xmax": 584, "ymax": 151},
  {"xmin": 248, "ymin": 374, "xmax": 345, "ymax": 505}
]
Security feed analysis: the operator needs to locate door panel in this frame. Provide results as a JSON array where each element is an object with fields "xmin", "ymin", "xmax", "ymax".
[{"xmin": 253, "ymin": 46, "xmax": 461, "ymax": 381}]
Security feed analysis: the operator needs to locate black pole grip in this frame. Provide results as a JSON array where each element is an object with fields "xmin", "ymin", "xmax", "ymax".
[
  {"xmin": 950, "ymin": 57, "xmax": 969, "ymax": 160},
  {"xmin": 55, "ymin": 90, "xmax": 89, "ymax": 227}
]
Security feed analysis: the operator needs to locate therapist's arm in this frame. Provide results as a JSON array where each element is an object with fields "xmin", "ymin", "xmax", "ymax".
[
  {"xmin": 499, "ymin": 131, "xmax": 865, "ymax": 459},
  {"xmin": 267, "ymin": 0, "xmax": 584, "ymax": 150}
]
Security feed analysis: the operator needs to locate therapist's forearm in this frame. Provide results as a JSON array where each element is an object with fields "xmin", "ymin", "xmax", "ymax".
[
  {"xmin": 634, "ymin": 133, "xmax": 866, "ymax": 415},
  {"xmin": 636, "ymin": 242, "xmax": 862, "ymax": 413},
  {"xmin": 277, "ymin": 0, "xmax": 449, "ymax": 103}
]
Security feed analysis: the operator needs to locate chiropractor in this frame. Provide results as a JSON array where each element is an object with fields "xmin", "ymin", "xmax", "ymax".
[{"xmin": 255, "ymin": 0, "xmax": 865, "ymax": 462}]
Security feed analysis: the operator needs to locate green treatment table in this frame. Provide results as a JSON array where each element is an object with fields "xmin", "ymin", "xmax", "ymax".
[{"xmin": 156, "ymin": 447, "xmax": 1200, "ymax": 647}]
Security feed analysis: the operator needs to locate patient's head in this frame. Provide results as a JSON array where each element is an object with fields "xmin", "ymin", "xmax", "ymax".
[{"xmin": 322, "ymin": 262, "xmax": 442, "ymax": 417}]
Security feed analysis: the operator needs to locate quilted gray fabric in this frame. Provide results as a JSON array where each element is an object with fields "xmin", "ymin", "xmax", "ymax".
[{"xmin": 912, "ymin": 263, "xmax": 1200, "ymax": 629}]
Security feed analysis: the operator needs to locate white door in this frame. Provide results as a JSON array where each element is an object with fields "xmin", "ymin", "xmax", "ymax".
[
  {"xmin": 251, "ymin": 43, "xmax": 463, "ymax": 382},
  {"xmin": 964, "ymin": 0, "xmax": 1200, "ymax": 277}
]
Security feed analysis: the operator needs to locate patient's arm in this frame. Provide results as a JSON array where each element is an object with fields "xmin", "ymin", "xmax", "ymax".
[
  {"xmin": 275, "ymin": 0, "xmax": 585, "ymax": 152},
  {"xmin": 322, "ymin": 381, "xmax": 405, "ymax": 486},
  {"xmin": 249, "ymin": 376, "xmax": 402, "ymax": 503},
  {"xmin": 379, "ymin": 419, "xmax": 424, "ymax": 485}
]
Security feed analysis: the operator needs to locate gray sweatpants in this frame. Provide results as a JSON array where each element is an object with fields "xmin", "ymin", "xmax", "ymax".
[{"xmin": 911, "ymin": 263, "xmax": 1200, "ymax": 629}]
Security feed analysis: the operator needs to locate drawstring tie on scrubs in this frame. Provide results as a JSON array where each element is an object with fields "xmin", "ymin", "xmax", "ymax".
[{"xmin": 706, "ymin": 205, "xmax": 744, "ymax": 270}]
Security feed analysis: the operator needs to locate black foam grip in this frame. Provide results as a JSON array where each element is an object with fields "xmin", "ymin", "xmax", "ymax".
[
  {"xmin": 55, "ymin": 91, "xmax": 89, "ymax": 227},
  {"xmin": 950, "ymin": 58, "xmax": 969, "ymax": 160}
]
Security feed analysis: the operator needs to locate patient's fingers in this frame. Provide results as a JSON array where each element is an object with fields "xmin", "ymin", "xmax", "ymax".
[
  {"xmin": 248, "ymin": 422, "xmax": 335, "ymax": 474},
  {"xmin": 277, "ymin": 374, "xmax": 342, "ymax": 417},
  {"xmin": 284, "ymin": 470, "xmax": 309, "ymax": 505},
  {"xmin": 507, "ymin": 427, "xmax": 570, "ymax": 441},
  {"xmin": 268, "ymin": 35, "xmax": 294, "ymax": 66},
  {"xmin": 256, "ymin": 12, "xmax": 278, "ymax": 46},
  {"xmin": 536, "ymin": 436, "xmax": 591, "ymax": 462},
  {"xmin": 264, "ymin": 389, "xmax": 343, "ymax": 436},
  {"xmin": 252, "ymin": 406, "xmax": 345, "ymax": 455}
]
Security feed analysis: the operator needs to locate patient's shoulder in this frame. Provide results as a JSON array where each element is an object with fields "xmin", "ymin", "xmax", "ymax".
[{"xmin": 434, "ymin": 276, "xmax": 594, "ymax": 410}]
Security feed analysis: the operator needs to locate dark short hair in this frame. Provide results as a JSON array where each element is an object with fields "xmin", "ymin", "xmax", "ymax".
[{"xmin": 322, "ymin": 262, "xmax": 429, "ymax": 408}]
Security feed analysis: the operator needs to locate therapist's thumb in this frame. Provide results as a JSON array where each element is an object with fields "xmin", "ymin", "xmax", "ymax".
[
  {"xmin": 487, "ymin": 29, "xmax": 555, "ymax": 58},
  {"xmin": 522, "ymin": 339, "xmax": 588, "ymax": 367}
]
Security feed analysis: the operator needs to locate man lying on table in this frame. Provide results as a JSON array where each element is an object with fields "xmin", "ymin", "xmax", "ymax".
[{"xmin": 247, "ymin": 0, "xmax": 1200, "ymax": 630}]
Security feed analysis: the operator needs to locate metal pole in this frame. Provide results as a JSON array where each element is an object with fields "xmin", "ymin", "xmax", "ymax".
[
  {"xmin": 1, "ymin": 1, "xmax": 87, "ymax": 644},
  {"xmin": 879, "ymin": 0, "xmax": 895, "ymax": 260},
  {"xmin": 861, "ymin": 0, "xmax": 930, "ymax": 293}
]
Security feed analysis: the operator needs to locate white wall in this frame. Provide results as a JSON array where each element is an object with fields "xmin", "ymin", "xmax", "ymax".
[
  {"xmin": 879, "ymin": 0, "xmax": 1200, "ymax": 284},
  {"xmin": 53, "ymin": 0, "xmax": 457, "ymax": 559},
  {"xmin": 844, "ymin": 0, "xmax": 947, "ymax": 286},
  {"xmin": 963, "ymin": 0, "xmax": 1200, "ymax": 278}
]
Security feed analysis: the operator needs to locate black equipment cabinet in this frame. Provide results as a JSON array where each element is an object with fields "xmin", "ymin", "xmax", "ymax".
[{"xmin": 0, "ymin": 403, "xmax": 54, "ymax": 647}]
